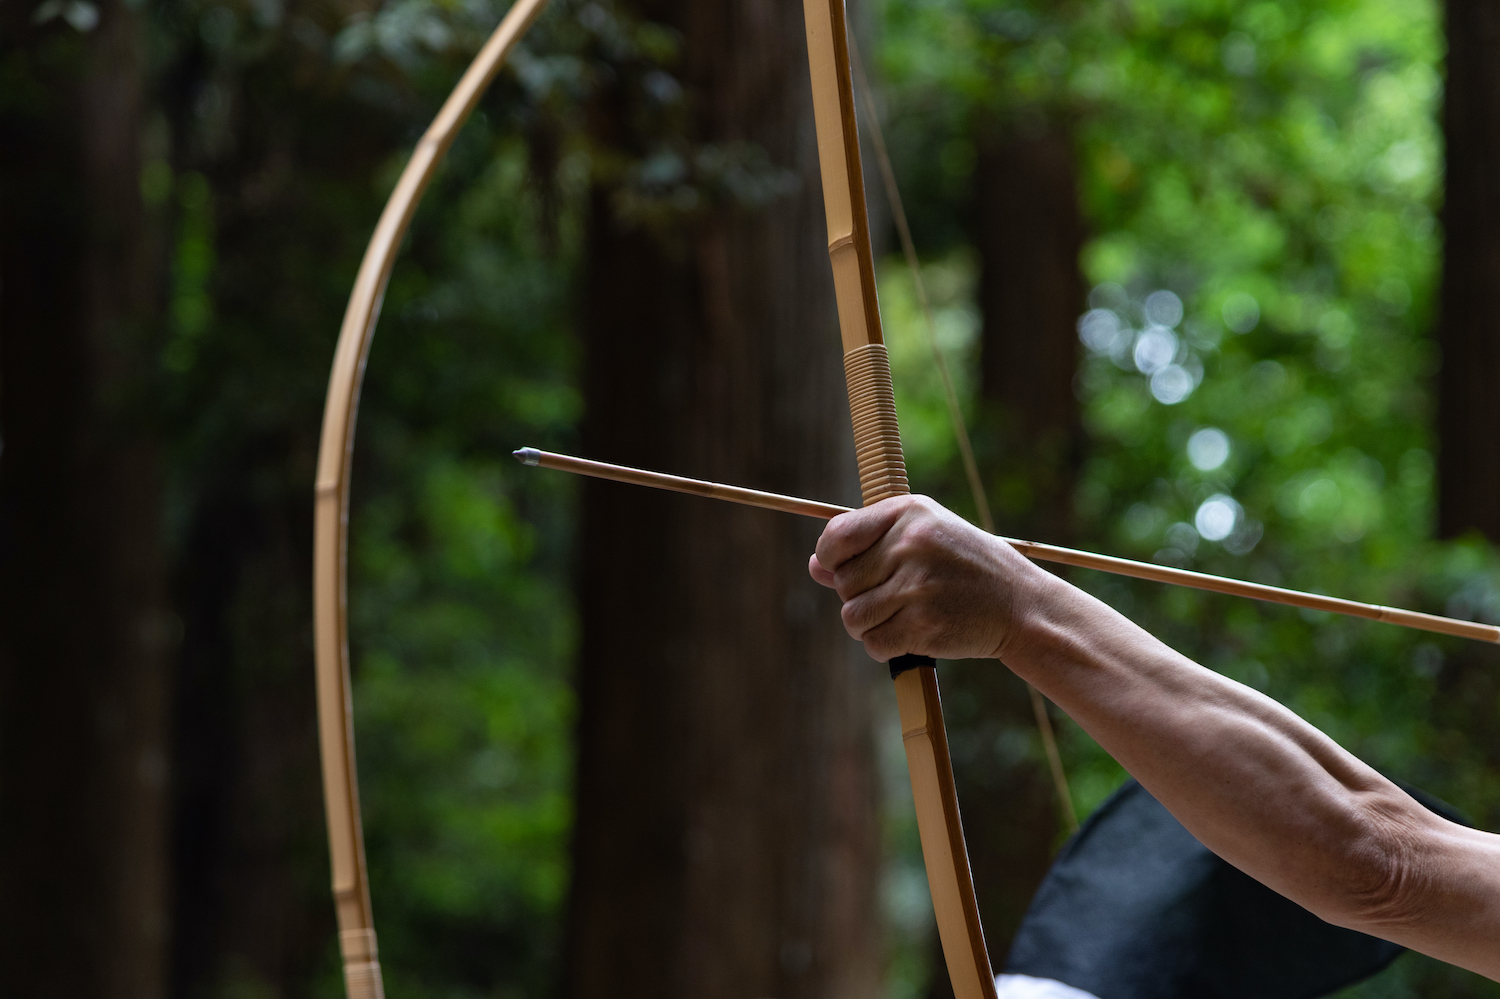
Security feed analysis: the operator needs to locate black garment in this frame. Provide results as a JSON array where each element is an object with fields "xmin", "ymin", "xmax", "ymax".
[{"xmin": 1004, "ymin": 778, "xmax": 1468, "ymax": 999}]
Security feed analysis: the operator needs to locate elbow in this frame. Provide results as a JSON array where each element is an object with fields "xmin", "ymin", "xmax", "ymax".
[{"xmin": 1311, "ymin": 792, "xmax": 1434, "ymax": 936}]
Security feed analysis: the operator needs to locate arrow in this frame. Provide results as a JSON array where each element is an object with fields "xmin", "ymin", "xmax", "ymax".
[{"xmin": 514, "ymin": 447, "xmax": 1500, "ymax": 645}]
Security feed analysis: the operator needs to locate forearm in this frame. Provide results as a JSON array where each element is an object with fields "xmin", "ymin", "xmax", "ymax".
[
  {"xmin": 1001, "ymin": 563, "xmax": 1500, "ymax": 978},
  {"xmin": 1002, "ymin": 568, "xmax": 1393, "ymax": 904},
  {"xmin": 811, "ymin": 495, "xmax": 1500, "ymax": 979}
]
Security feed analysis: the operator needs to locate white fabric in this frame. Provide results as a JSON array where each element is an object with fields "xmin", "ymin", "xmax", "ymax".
[{"xmin": 994, "ymin": 973, "xmax": 1101, "ymax": 999}]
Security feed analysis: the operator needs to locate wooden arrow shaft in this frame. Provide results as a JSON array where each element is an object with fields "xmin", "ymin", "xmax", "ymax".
[{"xmin": 515, "ymin": 448, "xmax": 1500, "ymax": 646}]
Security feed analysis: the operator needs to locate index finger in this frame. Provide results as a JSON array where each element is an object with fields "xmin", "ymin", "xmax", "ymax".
[{"xmin": 813, "ymin": 497, "xmax": 910, "ymax": 574}]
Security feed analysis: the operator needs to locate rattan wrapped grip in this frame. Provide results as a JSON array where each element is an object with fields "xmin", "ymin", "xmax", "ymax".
[{"xmin": 843, "ymin": 343, "xmax": 911, "ymax": 505}]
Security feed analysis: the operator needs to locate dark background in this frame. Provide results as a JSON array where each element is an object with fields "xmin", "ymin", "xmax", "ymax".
[{"xmin": 3, "ymin": 0, "xmax": 1499, "ymax": 996}]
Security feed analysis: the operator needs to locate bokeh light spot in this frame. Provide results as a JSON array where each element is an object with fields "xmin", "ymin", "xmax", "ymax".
[
  {"xmin": 1150, "ymin": 365, "xmax": 1194, "ymax": 404},
  {"xmin": 1195, "ymin": 494, "xmax": 1240, "ymax": 541},
  {"xmin": 1187, "ymin": 428, "xmax": 1231, "ymax": 470},
  {"xmin": 1133, "ymin": 326, "xmax": 1178, "ymax": 374},
  {"xmin": 1144, "ymin": 289, "xmax": 1184, "ymax": 328},
  {"xmin": 1078, "ymin": 308, "xmax": 1123, "ymax": 354}
]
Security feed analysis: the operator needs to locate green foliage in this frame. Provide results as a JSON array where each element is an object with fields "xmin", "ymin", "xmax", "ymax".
[
  {"xmin": 882, "ymin": 252, "xmax": 983, "ymax": 492},
  {"xmin": 138, "ymin": 0, "xmax": 1500, "ymax": 992},
  {"xmin": 878, "ymin": 0, "xmax": 1500, "ymax": 995},
  {"xmin": 348, "ymin": 129, "xmax": 584, "ymax": 996}
]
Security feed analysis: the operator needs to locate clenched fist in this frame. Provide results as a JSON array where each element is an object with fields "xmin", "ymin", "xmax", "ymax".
[{"xmin": 807, "ymin": 495, "xmax": 1050, "ymax": 663}]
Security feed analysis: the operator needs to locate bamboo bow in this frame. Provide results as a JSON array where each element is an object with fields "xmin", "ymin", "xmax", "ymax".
[
  {"xmin": 312, "ymin": 2, "xmax": 550, "ymax": 995},
  {"xmin": 315, "ymin": 1, "xmax": 993, "ymax": 989},
  {"xmin": 314, "ymin": 5, "xmax": 1500, "ymax": 999},
  {"xmin": 801, "ymin": 3, "xmax": 998, "ymax": 996},
  {"xmin": 313, "ymin": 0, "xmax": 993, "ymax": 994}
]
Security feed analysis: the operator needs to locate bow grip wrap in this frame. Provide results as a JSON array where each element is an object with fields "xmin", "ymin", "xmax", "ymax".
[
  {"xmin": 801, "ymin": 2, "xmax": 997, "ymax": 998},
  {"xmin": 844, "ymin": 343, "xmax": 911, "ymax": 503}
]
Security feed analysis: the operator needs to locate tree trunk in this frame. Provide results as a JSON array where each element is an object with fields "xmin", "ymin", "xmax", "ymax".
[
  {"xmin": 924, "ymin": 121, "xmax": 1087, "ymax": 994},
  {"xmin": 159, "ymin": 32, "xmax": 370, "ymax": 997},
  {"xmin": 168, "ymin": 481, "xmax": 329, "ymax": 999},
  {"xmin": 975, "ymin": 124, "xmax": 1086, "ymax": 543},
  {"xmin": 1437, "ymin": 0, "xmax": 1500, "ymax": 542},
  {"xmin": 0, "ymin": 4, "xmax": 172, "ymax": 996},
  {"xmin": 565, "ymin": 4, "xmax": 882, "ymax": 998},
  {"xmin": 1431, "ymin": 0, "xmax": 1500, "ymax": 898}
]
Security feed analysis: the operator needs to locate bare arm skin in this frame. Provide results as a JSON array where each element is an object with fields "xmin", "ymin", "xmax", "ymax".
[{"xmin": 809, "ymin": 495, "xmax": 1500, "ymax": 981}]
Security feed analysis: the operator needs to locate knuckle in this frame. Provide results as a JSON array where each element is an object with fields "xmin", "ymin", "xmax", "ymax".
[
  {"xmin": 902, "ymin": 517, "xmax": 943, "ymax": 550},
  {"xmin": 862, "ymin": 628, "xmax": 895, "ymax": 662},
  {"xmin": 892, "ymin": 536, "xmax": 937, "ymax": 575}
]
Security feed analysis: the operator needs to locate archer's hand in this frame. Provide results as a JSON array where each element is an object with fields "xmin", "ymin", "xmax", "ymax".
[{"xmin": 808, "ymin": 495, "xmax": 1044, "ymax": 662}]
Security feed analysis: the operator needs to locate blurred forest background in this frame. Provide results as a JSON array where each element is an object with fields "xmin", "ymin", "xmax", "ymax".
[{"xmin": 4, "ymin": 0, "xmax": 1500, "ymax": 997}]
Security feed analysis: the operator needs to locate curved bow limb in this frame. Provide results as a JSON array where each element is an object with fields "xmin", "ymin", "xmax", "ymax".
[
  {"xmin": 311, "ymin": 2, "xmax": 551, "ymax": 995},
  {"xmin": 801, "ymin": 2, "xmax": 998, "ymax": 997}
]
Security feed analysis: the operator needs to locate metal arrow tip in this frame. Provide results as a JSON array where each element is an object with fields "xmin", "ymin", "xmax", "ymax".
[{"xmin": 513, "ymin": 447, "xmax": 541, "ymax": 466}]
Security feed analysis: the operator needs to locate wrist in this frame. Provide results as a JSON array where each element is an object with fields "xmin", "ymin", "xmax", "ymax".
[{"xmin": 989, "ymin": 553, "xmax": 1070, "ymax": 665}]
